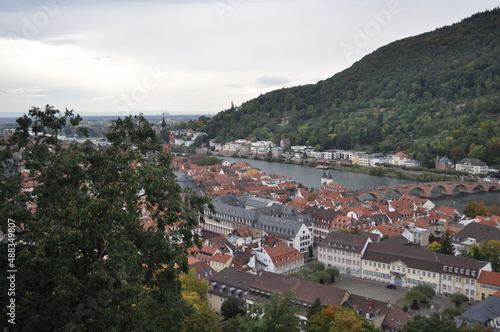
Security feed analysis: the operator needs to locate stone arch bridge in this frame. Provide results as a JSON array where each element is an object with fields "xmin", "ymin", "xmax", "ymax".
[{"xmin": 352, "ymin": 181, "xmax": 500, "ymax": 201}]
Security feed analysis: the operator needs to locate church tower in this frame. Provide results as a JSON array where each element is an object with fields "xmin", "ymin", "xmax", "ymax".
[{"xmin": 160, "ymin": 114, "xmax": 171, "ymax": 154}]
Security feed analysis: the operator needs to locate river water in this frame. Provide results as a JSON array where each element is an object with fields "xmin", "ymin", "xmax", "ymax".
[{"xmin": 221, "ymin": 157, "xmax": 499, "ymax": 212}]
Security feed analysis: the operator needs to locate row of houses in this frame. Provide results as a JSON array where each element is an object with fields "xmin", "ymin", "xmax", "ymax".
[
  {"xmin": 199, "ymin": 191, "xmax": 500, "ymax": 302},
  {"xmin": 204, "ymin": 134, "xmax": 496, "ymax": 174},
  {"xmin": 207, "ymin": 267, "xmax": 412, "ymax": 331},
  {"xmin": 317, "ymin": 232, "xmax": 500, "ymax": 302}
]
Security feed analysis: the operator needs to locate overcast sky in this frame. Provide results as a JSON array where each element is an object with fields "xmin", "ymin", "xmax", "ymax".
[{"xmin": 0, "ymin": 0, "xmax": 498, "ymax": 117}]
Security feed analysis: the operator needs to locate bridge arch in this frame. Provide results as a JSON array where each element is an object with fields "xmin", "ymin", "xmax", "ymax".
[{"xmin": 353, "ymin": 181, "xmax": 499, "ymax": 201}]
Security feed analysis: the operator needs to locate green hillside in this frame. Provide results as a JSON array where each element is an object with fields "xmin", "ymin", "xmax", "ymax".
[{"xmin": 201, "ymin": 8, "xmax": 500, "ymax": 168}]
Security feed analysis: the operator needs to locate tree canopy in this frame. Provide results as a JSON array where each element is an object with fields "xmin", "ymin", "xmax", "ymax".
[{"xmin": 1, "ymin": 107, "xmax": 211, "ymax": 331}]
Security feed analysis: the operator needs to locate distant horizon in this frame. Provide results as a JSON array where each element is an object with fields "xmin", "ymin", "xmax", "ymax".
[{"xmin": 0, "ymin": 112, "xmax": 212, "ymax": 120}]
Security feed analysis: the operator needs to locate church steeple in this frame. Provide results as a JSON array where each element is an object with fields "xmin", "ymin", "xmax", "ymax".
[
  {"xmin": 160, "ymin": 113, "xmax": 171, "ymax": 153},
  {"xmin": 161, "ymin": 114, "xmax": 167, "ymax": 128}
]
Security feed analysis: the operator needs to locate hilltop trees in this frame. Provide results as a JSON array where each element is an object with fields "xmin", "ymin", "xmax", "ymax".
[
  {"xmin": 2, "ymin": 107, "xmax": 211, "ymax": 331},
  {"xmin": 200, "ymin": 9, "xmax": 500, "ymax": 167}
]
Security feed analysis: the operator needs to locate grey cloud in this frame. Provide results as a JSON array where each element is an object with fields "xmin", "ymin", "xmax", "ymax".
[{"xmin": 256, "ymin": 75, "xmax": 292, "ymax": 88}]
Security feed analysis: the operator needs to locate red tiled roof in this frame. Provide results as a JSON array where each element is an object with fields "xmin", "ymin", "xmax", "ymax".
[
  {"xmin": 478, "ymin": 271, "xmax": 500, "ymax": 287},
  {"xmin": 264, "ymin": 242, "xmax": 303, "ymax": 266}
]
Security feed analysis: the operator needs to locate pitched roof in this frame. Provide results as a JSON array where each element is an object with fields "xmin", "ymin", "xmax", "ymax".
[
  {"xmin": 210, "ymin": 253, "xmax": 233, "ymax": 264},
  {"xmin": 249, "ymin": 271, "xmax": 349, "ymax": 306},
  {"xmin": 381, "ymin": 307, "xmax": 411, "ymax": 330},
  {"xmin": 478, "ymin": 270, "xmax": 500, "ymax": 287},
  {"xmin": 209, "ymin": 267, "xmax": 257, "ymax": 290},
  {"xmin": 460, "ymin": 295, "xmax": 500, "ymax": 325},
  {"xmin": 363, "ymin": 236, "xmax": 488, "ymax": 275},
  {"xmin": 318, "ymin": 231, "xmax": 377, "ymax": 254},
  {"xmin": 453, "ymin": 222, "xmax": 500, "ymax": 243},
  {"xmin": 263, "ymin": 241, "xmax": 303, "ymax": 266},
  {"xmin": 343, "ymin": 293, "xmax": 390, "ymax": 319}
]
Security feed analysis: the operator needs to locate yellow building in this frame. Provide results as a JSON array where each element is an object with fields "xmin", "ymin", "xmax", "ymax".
[
  {"xmin": 361, "ymin": 236, "xmax": 490, "ymax": 300},
  {"xmin": 209, "ymin": 253, "xmax": 233, "ymax": 273},
  {"xmin": 477, "ymin": 270, "xmax": 500, "ymax": 301}
]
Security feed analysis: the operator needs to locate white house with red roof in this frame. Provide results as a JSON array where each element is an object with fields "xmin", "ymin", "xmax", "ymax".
[
  {"xmin": 391, "ymin": 151, "xmax": 410, "ymax": 166},
  {"xmin": 253, "ymin": 240, "xmax": 304, "ymax": 274}
]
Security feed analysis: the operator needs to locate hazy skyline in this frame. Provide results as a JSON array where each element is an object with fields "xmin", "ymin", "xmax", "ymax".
[{"xmin": 1, "ymin": 0, "xmax": 498, "ymax": 116}]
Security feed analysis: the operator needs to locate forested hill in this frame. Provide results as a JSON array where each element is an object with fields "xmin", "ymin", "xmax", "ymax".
[{"xmin": 201, "ymin": 8, "xmax": 500, "ymax": 168}]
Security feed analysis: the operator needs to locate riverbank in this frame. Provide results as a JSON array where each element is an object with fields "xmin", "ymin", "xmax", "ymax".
[
  {"xmin": 218, "ymin": 156, "xmax": 499, "ymax": 211},
  {"xmin": 215, "ymin": 153, "xmax": 462, "ymax": 183}
]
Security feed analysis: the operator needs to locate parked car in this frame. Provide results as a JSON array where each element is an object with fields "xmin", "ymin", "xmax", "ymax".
[{"xmin": 386, "ymin": 284, "xmax": 397, "ymax": 289}]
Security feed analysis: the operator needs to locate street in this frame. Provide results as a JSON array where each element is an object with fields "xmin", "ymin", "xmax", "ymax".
[{"xmin": 332, "ymin": 274, "xmax": 453, "ymax": 316}]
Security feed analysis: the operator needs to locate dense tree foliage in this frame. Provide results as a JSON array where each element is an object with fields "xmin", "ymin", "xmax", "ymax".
[
  {"xmin": 405, "ymin": 284, "xmax": 435, "ymax": 310},
  {"xmin": 439, "ymin": 231, "xmax": 456, "ymax": 255},
  {"xmin": 1, "ymin": 107, "xmax": 211, "ymax": 331},
  {"xmin": 460, "ymin": 240, "xmax": 500, "ymax": 272},
  {"xmin": 403, "ymin": 313, "xmax": 458, "ymax": 332},
  {"xmin": 306, "ymin": 305, "xmax": 380, "ymax": 332},
  {"xmin": 462, "ymin": 200, "xmax": 500, "ymax": 217},
  {"xmin": 201, "ymin": 9, "xmax": 500, "ymax": 168},
  {"xmin": 288, "ymin": 261, "xmax": 339, "ymax": 284},
  {"xmin": 220, "ymin": 297, "xmax": 246, "ymax": 320},
  {"xmin": 450, "ymin": 293, "xmax": 469, "ymax": 308},
  {"xmin": 225, "ymin": 291, "xmax": 301, "ymax": 332}
]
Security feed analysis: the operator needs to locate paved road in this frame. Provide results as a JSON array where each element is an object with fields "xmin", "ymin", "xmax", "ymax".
[{"xmin": 333, "ymin": 274, "xmax": 453, "ymax": 316}]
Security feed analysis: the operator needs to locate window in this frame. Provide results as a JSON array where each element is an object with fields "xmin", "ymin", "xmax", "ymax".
[{"xmin": 443, "ymin": 266, "xmax": 447, "ymax": 272}]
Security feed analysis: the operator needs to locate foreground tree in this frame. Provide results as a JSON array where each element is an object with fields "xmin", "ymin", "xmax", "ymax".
[
  {"xmin": 439, "ymin": 231, "xmax": 456, "ymax": 255},
  {"xmin": 227, "ymin": 291, "xmax": 301, "ymax": 332},
  {"xmin": 3, "ymin": 108, "xmax": 211, "ymax": 331},
  {"xmin": 450, "ymin": 292, "xmax": 469, "ymax": 308},
  {"xmin": 306, "ymin": 305, "xmax": 380, "ymax": 332},
  {"xmin": 307, "ymin": 298, "xmax": 323, "ymax": 320},
  {"xmin": 181, "ymin": 270, "xmax": 222, "ymax": 332},
  {"xmin": 220, "ymin": 297, "xmax": 246, "ymax": 320},
  {"xmin": 405, "ymin": 284, "xmax": 435, "ymax": 310},
  {"xmin": 403, "ymin": 313, "xmax": 457, "ymax": 332}
]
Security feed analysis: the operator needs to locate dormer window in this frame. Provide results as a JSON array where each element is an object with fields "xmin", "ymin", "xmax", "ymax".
[
  {"xmin": 443, "ymin": 266, "xmax": 447, "ymax": 272},
  {"xmin": 460, "ymin": 268, "xmax": 464, "ymax": 274}
]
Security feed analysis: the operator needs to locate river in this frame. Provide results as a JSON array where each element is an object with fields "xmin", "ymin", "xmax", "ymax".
[{"xmin": 221, "ymin": 157, "xmax": 499, "ymax": 211}]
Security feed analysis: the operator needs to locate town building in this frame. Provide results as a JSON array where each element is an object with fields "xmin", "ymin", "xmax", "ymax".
[
  {"xmin": 455, "ymin": 158, "xmax": 489, "ymax": 174},
  {"xmin": 202, "ymin": 194, "xmax": 313, "ymax": 256},
  {"xmin": 476, "ymin": 270, "xmax": 500, "ymax": 301},
  {"xmin": 317, "ymin": 231, "xmax": 378, "ymax": 277},
  {"xmin": 435, "ymin": 156, "xmax": 454, "ymax": 170},
  {"xmin": 253, "ymin": 240, "xmax": 304, "ymax": 274},
  {"xmin": 361, "ymin": 236, "xmax": 491, "ymax": 299}
]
